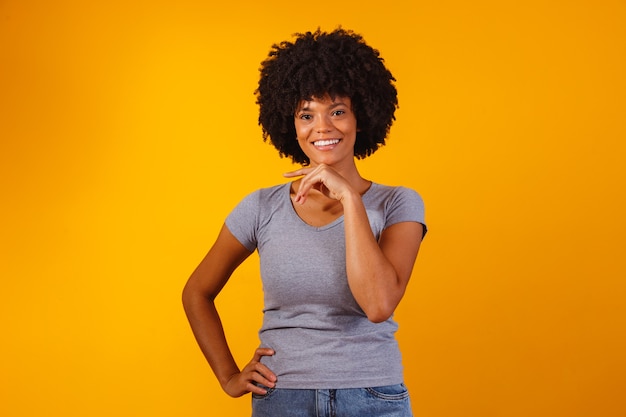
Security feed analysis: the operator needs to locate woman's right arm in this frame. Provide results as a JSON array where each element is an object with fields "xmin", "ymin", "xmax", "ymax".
[{"xmin": 182, "ymin": 224, "xmax": 277, "ymax": 397}]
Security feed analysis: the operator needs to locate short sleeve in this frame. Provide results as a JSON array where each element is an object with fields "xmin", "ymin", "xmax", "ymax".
[
  {"xmin": 385, "ymin": 186, "xmax": 427, "ymax": 237},
  {"xmin": 225, "ymin": 191, "xmax": 260, "ymax": 252}
]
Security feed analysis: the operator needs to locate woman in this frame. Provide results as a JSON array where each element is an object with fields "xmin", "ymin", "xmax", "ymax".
[{"xmin": 183, "ymin": 28, "xmax": 427, "ymax": 416}]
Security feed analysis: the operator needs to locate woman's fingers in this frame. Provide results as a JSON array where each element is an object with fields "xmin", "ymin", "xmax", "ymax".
[
  {"xmin": 246, "ymin": 348, "xmax": 277, "ymax": 392},
  {"xmin": 223, "ymin": 348, "xmax": 276, "ymax": 397},
  {"xmin": 283, "ymin": 167, "xmax": 312, "ymax": 178},
  {"xmin": 285, "ymin": 164, "xmax": 348, "ymax": 204},
  {"xmin": 284, "ymin": 167, "xmax": 317, "ymax": 204}
]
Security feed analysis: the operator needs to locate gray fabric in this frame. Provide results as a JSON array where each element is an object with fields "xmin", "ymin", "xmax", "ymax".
[{"xmin": 225, "ymin": 182, "xmax": 426, "ymax": 389}]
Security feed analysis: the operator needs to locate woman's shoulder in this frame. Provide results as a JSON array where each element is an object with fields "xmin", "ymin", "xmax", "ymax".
[
  {"xmin": 245, "ymin": 182, "xmax": 290, "ymax": 201},
  {"xmin": 368, "ymin": 182, "xmax": 427, "ymax": 233},
  {"xmin": 227, "ymin": 182, "xmax": 291, "ymax": 225},
  {"xmin": 368, "ymin": 182, "xmax": 423, "ymax": 201},
  {"xmin": 233, "ymin": 182, "xmax": 290, "ymax": 212}
]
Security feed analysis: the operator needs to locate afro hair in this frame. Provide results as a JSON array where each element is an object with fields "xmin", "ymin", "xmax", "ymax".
[{"xmin": 255, "ymin": 28, "xmax": 398, "ymax": 165}]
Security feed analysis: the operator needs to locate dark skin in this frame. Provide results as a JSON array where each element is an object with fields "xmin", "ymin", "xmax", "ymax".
[{"xmin": 182, "ymin": 95, "xmax": 423, "ymax": 397}]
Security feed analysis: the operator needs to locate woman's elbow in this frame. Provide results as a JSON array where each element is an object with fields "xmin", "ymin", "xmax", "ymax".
[
  {"xmin": 364, "ymin": 303, "xmax": 395, "ymax": 323},
  {"xmin": 181, "ymin": 282, "xmax": 194, "ymax": 310},
  {"xmin": 181, "ymin": 280, "xmax": 205, "ymax": 310},
  {"xmin": 363, "ymin": 290, "xmax": 406, "ymax": 323},
  {"xmin": 367, "ymin": 313, "xmax": 391, "ymax": 323}
]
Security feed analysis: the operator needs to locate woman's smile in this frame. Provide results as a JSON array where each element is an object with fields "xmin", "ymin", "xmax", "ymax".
[{"xmin": 313, "ymin": 138, "xmax": 341, "ymax": 149}]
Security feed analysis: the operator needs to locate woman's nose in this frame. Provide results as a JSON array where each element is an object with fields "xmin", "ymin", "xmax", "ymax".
[{"xmin": 315, "ymin": 116, "xmax": 332, "ymax": 133}]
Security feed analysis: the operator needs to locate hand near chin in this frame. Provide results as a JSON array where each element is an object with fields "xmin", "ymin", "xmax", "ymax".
[
  {"xmin": 223, "ymin": 348, "xmax": 277, "ymax": 398},
  {"xmin": 284, "ymin": 164, "xmax": 352, "ymax": 204}
]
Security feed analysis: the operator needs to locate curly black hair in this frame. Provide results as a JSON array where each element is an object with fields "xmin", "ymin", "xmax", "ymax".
[{"xmin": 255, "ymin": 28, "xmax": 398, "ymax": 165}]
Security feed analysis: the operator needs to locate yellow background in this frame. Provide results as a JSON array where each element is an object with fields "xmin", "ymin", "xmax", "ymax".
[{"xmin": 1, "ymin": 1, "xmax": 625, "ymax": 416}]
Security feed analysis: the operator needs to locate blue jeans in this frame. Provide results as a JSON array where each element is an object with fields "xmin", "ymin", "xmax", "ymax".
[{"xmin": 251, "ymin": 383, "xmax": 413, "ymax": 417}]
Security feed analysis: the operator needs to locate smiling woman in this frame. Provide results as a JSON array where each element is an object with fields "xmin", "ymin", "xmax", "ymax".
[
  {"xmin": 182, "ymin": 28, "xmax": 427, "ymax": 417},
  {"xmin": 294, "ymin": 95, "xmax": 358, "ymax": 169},
  {"xmin": 2, "ymin": 1, "xmax": 625, "ymax": 416}
]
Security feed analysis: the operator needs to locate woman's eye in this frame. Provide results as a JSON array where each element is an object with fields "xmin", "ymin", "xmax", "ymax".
[
  {"xmin": 299, "ymin": 114, "xmax": 312, "ymax": 120},
  {"xmin": 333, "ymin": 110, "xmax": 345, "ymax": 116}
]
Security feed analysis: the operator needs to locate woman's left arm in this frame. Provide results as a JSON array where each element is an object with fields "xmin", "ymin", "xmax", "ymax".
[
  {"xmin": 286, "ymin": 164, "xmax": 424, "ymax": 323},
  {"xmin": 342, "ymin": 191, "xmax": 423, "ymax": 323}
]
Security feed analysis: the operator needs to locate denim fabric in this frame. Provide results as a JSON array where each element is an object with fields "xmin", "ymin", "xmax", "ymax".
[{"xmin": 251, "ymin": 383, "xmax": 413, "ymax": 417}]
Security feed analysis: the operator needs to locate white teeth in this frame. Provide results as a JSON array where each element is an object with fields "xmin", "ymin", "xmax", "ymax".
[{"xmin": 314, "ymin": 139, "xmax": 340, "ymax": 146}]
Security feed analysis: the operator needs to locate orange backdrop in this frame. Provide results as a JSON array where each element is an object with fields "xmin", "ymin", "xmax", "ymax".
[{"xmin": 1, "ymin": 1, "xmax": 625, "ymax": 416}]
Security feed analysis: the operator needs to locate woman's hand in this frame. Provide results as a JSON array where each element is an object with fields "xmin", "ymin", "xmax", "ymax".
[
  {"xmin": 284, "ymin": 164, "xmax": 354, "ymax": 204},
  {"xmin": 222, "ymin": 348, "xmax": 277, "ymax": 398}
]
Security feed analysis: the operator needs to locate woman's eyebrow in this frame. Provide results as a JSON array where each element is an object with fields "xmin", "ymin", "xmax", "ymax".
[
  {"xmin": 297, "ymin": 101, "xmax": 348, "ymax": 113},
  {"xmin": 328, "ymin": 101, "xmax": 348, "ymax": 109}
]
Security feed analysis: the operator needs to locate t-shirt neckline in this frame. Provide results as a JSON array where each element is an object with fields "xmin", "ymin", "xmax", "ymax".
[{"xmin": 284, "ymin": 181, "xmax": 377, "ymax": 231}]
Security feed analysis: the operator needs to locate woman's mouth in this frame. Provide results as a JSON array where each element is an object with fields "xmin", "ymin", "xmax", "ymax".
[{"xmin": 313, "ymin": 139, "xmax": 340, "ymax": 148}]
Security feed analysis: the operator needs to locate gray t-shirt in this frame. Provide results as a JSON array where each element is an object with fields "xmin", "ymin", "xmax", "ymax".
[{"xmin": 225, "ymin": 182, "xmax": 426, "ymax": 389}]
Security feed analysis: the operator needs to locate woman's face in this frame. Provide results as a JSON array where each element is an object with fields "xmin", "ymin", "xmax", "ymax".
[{"xmin": 294, "ymin": 95, "xmax": 357, "ymax": 167}]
